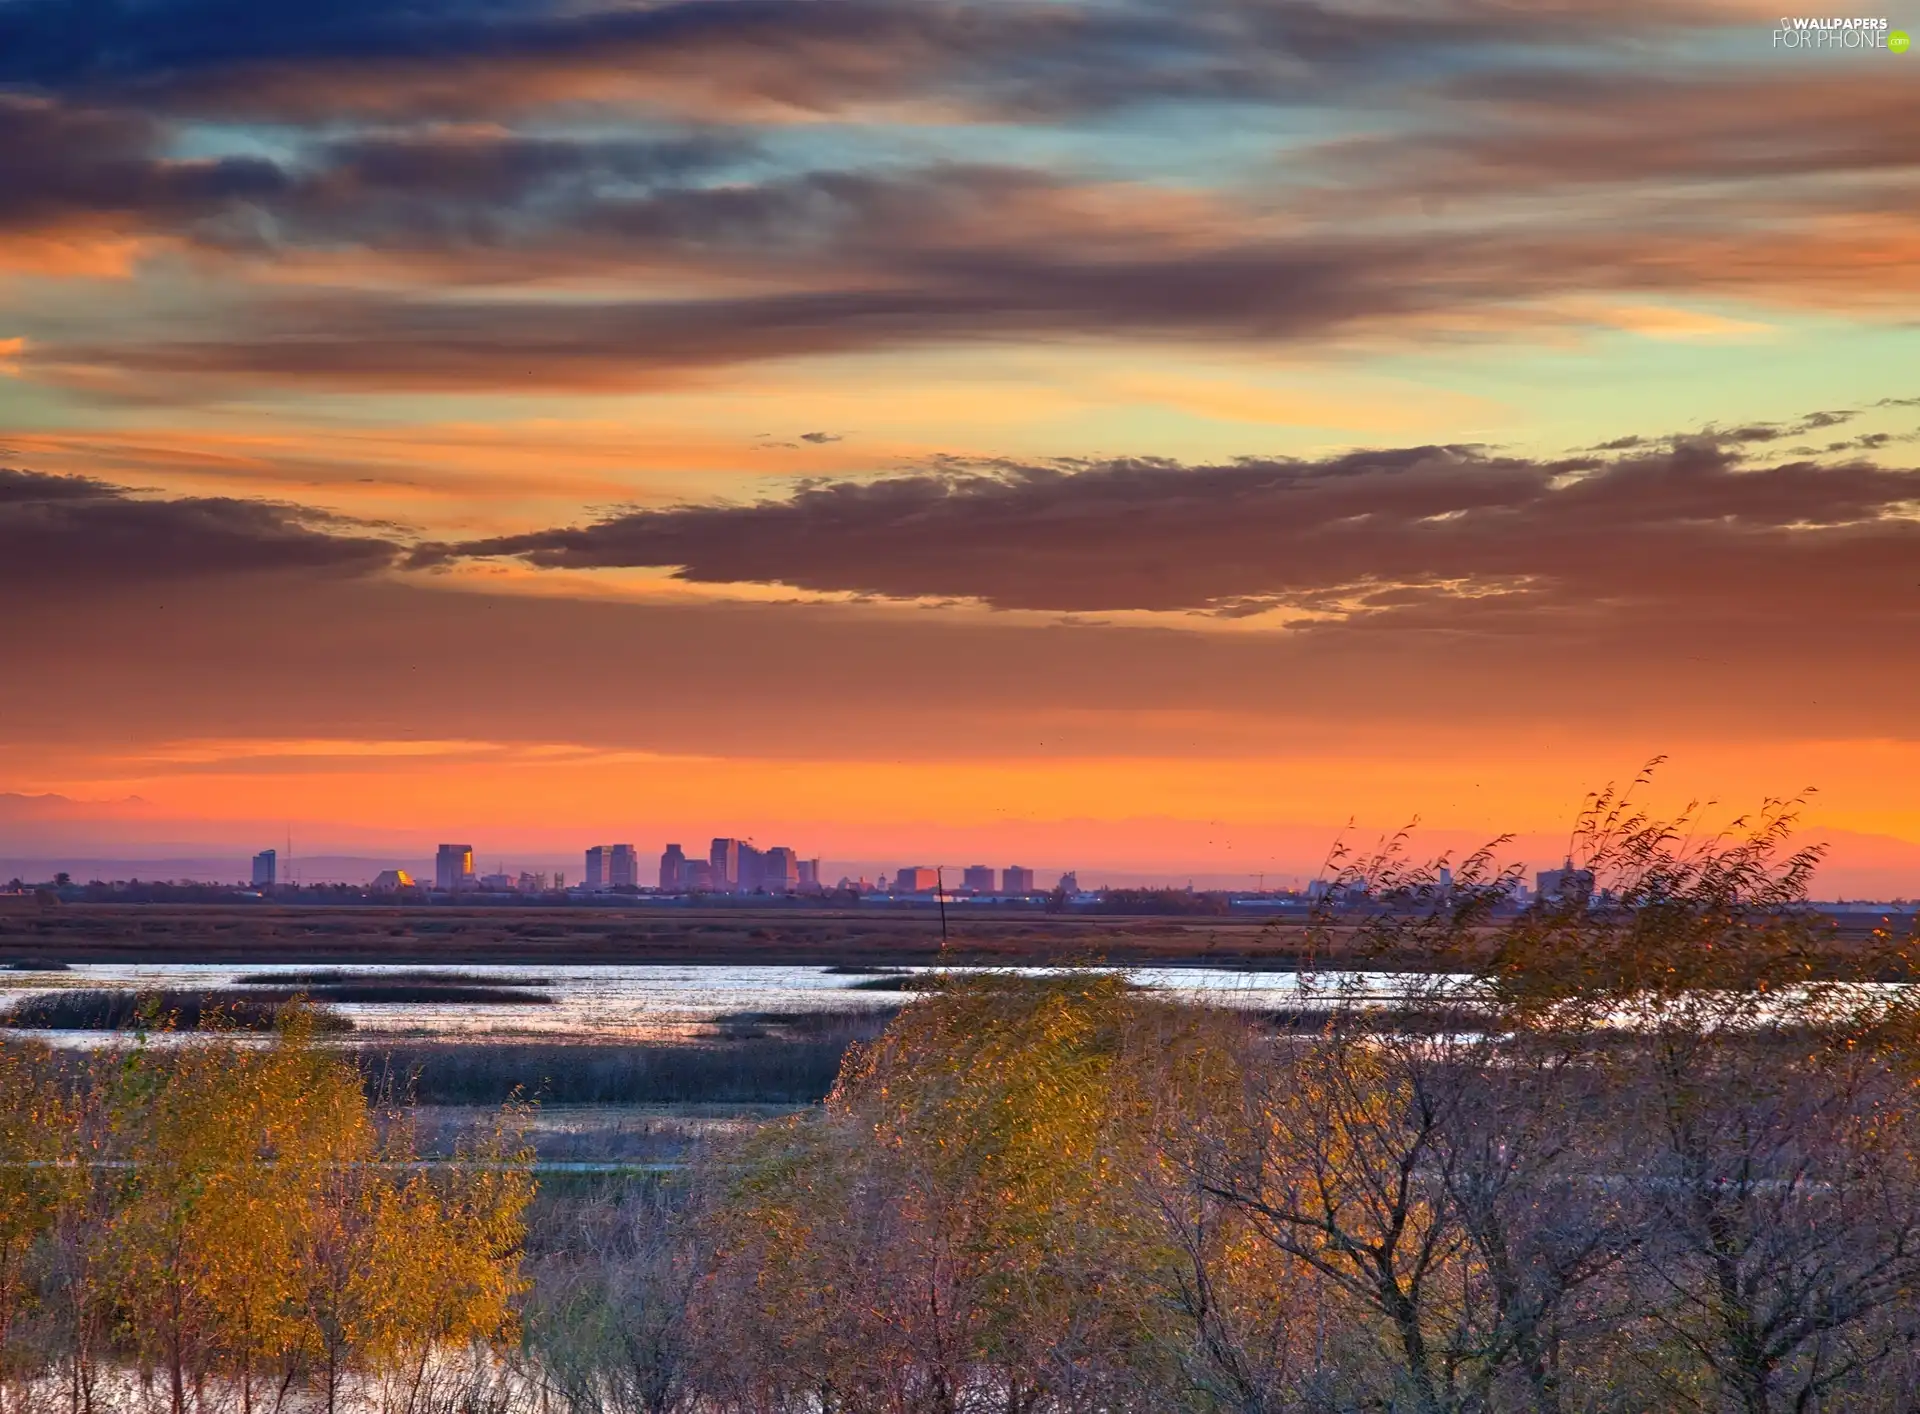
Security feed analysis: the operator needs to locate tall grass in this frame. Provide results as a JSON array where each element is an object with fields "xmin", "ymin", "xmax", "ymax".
[
  {"xmin": 5, "ymin": 988, "xmax": 352, "ymax": 1032},
  {"xmin": 364, "ymin": 1017, "xmax": 894, "ymax": 1106},
  {"xmin": 236, "ymin": 969, "xmax": 555, "ymax": 987}
]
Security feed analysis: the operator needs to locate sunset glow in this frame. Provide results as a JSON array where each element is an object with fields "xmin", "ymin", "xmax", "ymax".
[{"xmin": 4, "ymin": 0, "xmax": 1917, "ymax": 889}]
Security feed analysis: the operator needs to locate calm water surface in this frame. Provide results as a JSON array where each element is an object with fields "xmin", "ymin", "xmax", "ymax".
[{"xmin": 0, "ymin": 962, "xmax": 1458, "ymax": 1043}]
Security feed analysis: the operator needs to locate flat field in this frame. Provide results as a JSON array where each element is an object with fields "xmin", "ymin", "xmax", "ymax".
[
  {"xmin": 0, "ymin": 900, "xmax": 1900, "ymax": 969},
  {"xmin": 0, "ymin": 901, "xmax": 1343, "ymax": 967}
]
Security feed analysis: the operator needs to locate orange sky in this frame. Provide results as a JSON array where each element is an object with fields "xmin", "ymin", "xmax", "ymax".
[{"xmin": 3, "ymin": 0, "xmax": 1918, "ymax": 891}]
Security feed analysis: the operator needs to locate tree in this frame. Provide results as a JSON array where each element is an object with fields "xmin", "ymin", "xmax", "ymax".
[
  {"xmin": 693, "ymin": 972, "xmax": 1182, "ymax": 1411},
  {"xmin": 0, "ymin": 1043, "xmax": 79, "ymax": 1409}
]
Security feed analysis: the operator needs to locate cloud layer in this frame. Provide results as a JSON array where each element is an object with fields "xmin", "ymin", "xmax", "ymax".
[
  {"xmin": 0, "ymin": 468, "xmax": 396, "ymax": 588},
  {"xmin": 410, "ymin": 432, "xmax": 1920, "ymax": 630},
  {"xmin": 2, "ymin": 1, "xmax": 1916, "ymax": 390}
]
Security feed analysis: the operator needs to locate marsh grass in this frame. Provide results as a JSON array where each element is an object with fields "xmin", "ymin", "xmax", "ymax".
[
  {"xmin": 5, "ymin": 987, "xmax": 353, "ymax": 1032},
  {"xmin": 364, "ymin": 1015, "xmax": 896, "ymax": 1106},
  {"xmin": 236, "ymin": 969, "xmax": 556, "ymax": 987}
]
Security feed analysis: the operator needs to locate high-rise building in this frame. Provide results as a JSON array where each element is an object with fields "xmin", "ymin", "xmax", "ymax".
[
  {"xmin": 962, "ymin": 864, "xmax": 994, "ymax": 893},
  {"xmin": 1535, "ymin": 858, "xmax": 1595, "ymax": 905},
  {"xmin": 894, "ymin": 866, "xmax": 938, "ymax": 893},
  {"xmin": 660, "ymin": 844, "xmax": 687, "ymax": 891},
  {"xmin": 684, "ymin": 859, "xmax": 715, "ymax": 890},
  {"xmin": 435, "ymin": 844, "xmax": 474, "ymax": 892},
  {"xmin": 609, "ymin": 843, "xmax": 640, "ymax": 890},
  {"xmin": 250, "ymin": 849, "xmax": 277, "ymax": 888},
  {"xmin": 584, "ymin": 845, "xmax": 611, "ymax": 891},
  {"xmin": 710, "ymin": 838, "xmax": 742, "ymax": 891},
  {"xmin": 763, "ymin": 846, "xmax": 799, "ymax": 892},
  {"xmin": 1002, "ymin": 866, "xmax": 1035, "ymax": 894},
  {"xmin": 796, "ymin": 858, "xmax": 820, "ymax": 891}
]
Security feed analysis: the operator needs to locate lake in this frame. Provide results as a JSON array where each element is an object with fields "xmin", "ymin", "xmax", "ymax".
[{"xmin": 0, "ymin": 961, "xmax": 1454, "ymax": 1042}]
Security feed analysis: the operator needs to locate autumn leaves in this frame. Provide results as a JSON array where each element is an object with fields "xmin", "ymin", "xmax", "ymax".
[{"xmin": 0, "ymin": 1013, "xmax": 530, "ymax": 1414}]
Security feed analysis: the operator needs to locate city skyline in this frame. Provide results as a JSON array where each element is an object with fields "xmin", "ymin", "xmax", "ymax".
[
  {"xmin": 7, "ymin": 831, "xmax": 1915, "ymax": 904},
  {"xmin": 5, "ymin": 811, "xmax": 1920, "ymax": 900}
]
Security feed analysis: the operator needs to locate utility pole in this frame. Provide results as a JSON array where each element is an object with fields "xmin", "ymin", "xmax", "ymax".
[{"xmin": 935, "ymin": 866, "xmax": 949, "ymax": 950}]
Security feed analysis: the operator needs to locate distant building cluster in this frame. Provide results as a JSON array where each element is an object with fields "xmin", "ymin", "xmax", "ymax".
[
  {"xmin": 584, "ymin": 844, "xmax": 641, "ymax": 891},
  {"xmin": 855, "ymin": 864, "xmax": 1049, "ymax": 897},
  {"xmin": 657, "ymin": 839, "xmax": 822, "ymax": 895},
  {"xmin": 403, "ymin": 846, "xmax": 562, "ymax": 895},
  {"xmin": 644, "ymin": 840, "xmax": 1058, "ymax": 898},
  {"xmin": 1535, "ymin": 858, "xmax": 1597, "ymax": 905}
]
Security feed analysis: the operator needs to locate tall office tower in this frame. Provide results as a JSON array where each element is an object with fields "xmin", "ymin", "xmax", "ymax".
[
  {"xmin": 796, "ymin": 858, "xmax": 820, "ymax": 891},
  {"xmin": 1535, "ymin": 858, "xmax": 1595, "ymax": 905},
  {"xmin": 659, "ymin": 843, "xmax": 687, "ymax": 891},
  {"xmin": 584, "ymin": 845, "xmax": 610, "ymax": 891},
  {"xmin": 435, "ymin": 844, "xmax": 474, "ymax": 892},
  {"xmin": 250, "ymin": 849, "xmax": 277, "ymax": 888},
  {"xmin": 763, "ymin": 846, "xmax": 800, "ymax": 892},
  {"xmin": 1002, "ymin": 865, "xmax": 1035, "ymax": 894},
  {"xmin": 961, "ymin": 864, "xmax": 994, "ymax": 893},
  {"xmin": 895, "ymin": 866, "xmax": 939, "ymax": 893},
  {"xmin": 609, "ymin": 843, "xmax": 640, "ymax": 890},
  {"xmin": 684, "ymin": 859, "xmax": 715, "ymax": 890},
  {"xmin": 710, "ymin": 838, "xmax": 742, "ymax": 891},
  {"xmin": 736, "ymin": 843, "xmax": 766, "ymax": 894}
]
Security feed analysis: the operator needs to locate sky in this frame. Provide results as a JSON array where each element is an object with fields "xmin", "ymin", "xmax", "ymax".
[{"xmin": 3, "ymin": 0, "xmax": 1918, "ymax": 891}]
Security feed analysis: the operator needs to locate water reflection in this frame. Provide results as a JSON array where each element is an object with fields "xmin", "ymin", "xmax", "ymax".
[{"xmin": 0, "ymin": 961, "xmax": 1460, "ymax": 1043}]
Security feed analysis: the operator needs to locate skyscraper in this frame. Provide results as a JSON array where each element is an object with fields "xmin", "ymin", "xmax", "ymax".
[
  {"xmin": 1002, "ymin": 866, "xmax": 1035, "ymax": 894},
  {"xmin": 710, "ymin": 838, "xmax": 742, "ymax": 891},
  {"xmin": 1535, "ymin": 858, "xmax": 1595, "ymax": 905},
  {"xmin": 736, "ymin": 843, "xmax": 766, "ymax": 894},
  {"xmin": 434, "ymin": 844, "xmax": 474, "ymax": 892},
  {"xmin": 763, "ymin": 846, "xmax": 799, "ymax": 892},
  {"xmin": 684, "ymin": 859, "xmax": 715, "ymax": 890},
  {"xmin": 609, "ymin": 843, "xmax": 640, "ymax": 890},
  {"xmin": 796, "ymin": 858, "xmax": 820, "ymax": 891},
  {"xmin": 250, "ymin": 849, "xmax": 276, "ymax": 888},
  {"xmin": 894, "ymin": 866, "xmax": 938, "ymax": 893},
  {"xmin": 962, "ymin": 864, "xmax": 994, "ymax": 893},
  {"xmin": 584, "ymin": 845, "xmax": 610, "ymax": 891},
  {"xmin": 660, "ymin": 843, "xmax": 687, "ymax": 891}
]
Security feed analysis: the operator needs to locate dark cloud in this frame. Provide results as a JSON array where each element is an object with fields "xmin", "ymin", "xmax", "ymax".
[
  {"xmin": 799, "ymin": 432, "xmax": 843, "ymax": 445},
  {"xmin": 409, "ymin": 433, "xmax": 1920, "ymax": 625},
  {"xmin": 0, "ymin": 90, "xmax": 755, "ymax": 255},
  {"xmin": 1336, "ymin": 69, "xmax": 1920, "ymax": 200},
  {"xmin": 0, "ymin": 1, "xmax": 1909, "ymax": 394},
  {"xmin": 0, "ymin": 95, "xmax": 285, "ymax": 233},
  {"xmin": 0, "ymin": 0, "xmax": 1707, "ymax": 123},
  {"xmin": 38, "ymin": 190, "xmax": 1908, "ymax": 392},
  {"xmin": 0, "ymin": 468, "xmax": 398, "ymax": 588}
]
